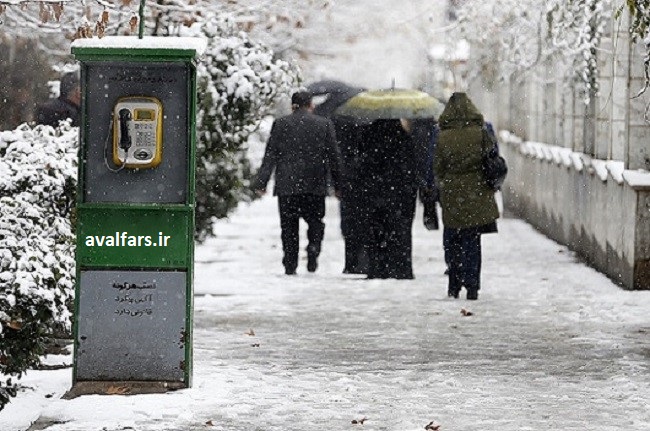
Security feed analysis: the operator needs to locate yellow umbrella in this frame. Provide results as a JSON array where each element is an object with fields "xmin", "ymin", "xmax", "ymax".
[{"xmin": 335, "ymin": 88, "xmax": 443, "ymax": 121}]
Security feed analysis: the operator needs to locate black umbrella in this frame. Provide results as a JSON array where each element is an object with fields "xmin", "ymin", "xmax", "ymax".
[{"xmin": 306, "ymin": 80, "xmax": 365, "ymax": 118}]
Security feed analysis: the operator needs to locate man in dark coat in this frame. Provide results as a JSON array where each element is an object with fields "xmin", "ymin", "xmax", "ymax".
[
  {"xmin": 434, "ymin": 92, "xmax": 499, "ymax": 300},
  {"xmin": 35, "ymin": 72, "xmax": 81, "ymax": 127},
  {"xmin": 253, "ymin": 91, "xmax": 343, "ymax": 275}
]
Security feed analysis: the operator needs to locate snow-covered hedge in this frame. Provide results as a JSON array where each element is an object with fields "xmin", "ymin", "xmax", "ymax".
[
  {"xmin": 0, "ymin": 122, "xmax": 77, "ymax": 410},
  {"xmin": 187, "ymin": 13, "xmax": 301, "ymax": 241}
]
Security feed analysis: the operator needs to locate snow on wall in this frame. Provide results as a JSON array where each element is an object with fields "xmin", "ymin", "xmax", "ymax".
[
  {"xmin": 499, "ymin": 130, "xmax": 648, "ymax": 289},
  {"xmin": 500, "ymin": 130, "xmax": 642, "ymax": 187}
]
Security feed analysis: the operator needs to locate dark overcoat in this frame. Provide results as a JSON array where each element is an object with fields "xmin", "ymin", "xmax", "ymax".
[
  {"xmin": 358, "ymin": 119, "xmax": 418, "ymax": 279},
  {"xmin": 35, "ymin": 97, "xmax": 80, "ymax": 127},
  {"xmin": 254, "ymin": 109, "xmax": 343, "ymax": 196},
  {"xmin": 434, "ymin": 93, "xmax": 499, "ymax": 229}
]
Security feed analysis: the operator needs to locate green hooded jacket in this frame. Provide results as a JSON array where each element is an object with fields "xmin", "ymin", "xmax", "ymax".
[{"xmin": 433, "ymin": 92, "xmax": 499, "ymax": 229}]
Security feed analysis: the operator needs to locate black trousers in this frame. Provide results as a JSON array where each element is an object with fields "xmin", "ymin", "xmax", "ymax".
[
  {"xmin": 278, "ymin": 194, "xmax": 326, "ymax": 271},
  {"xmin": 443, "ymin": 226, "xmax": 482, "ymax": 291}
]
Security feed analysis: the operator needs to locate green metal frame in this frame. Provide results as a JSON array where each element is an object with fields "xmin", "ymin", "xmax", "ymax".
[{"xmin": 72, "ymin": 44, "xmax": 199, "ymax": 387}]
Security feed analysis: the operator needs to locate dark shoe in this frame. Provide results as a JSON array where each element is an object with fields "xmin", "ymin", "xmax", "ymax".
[
  {"xmin": 447, "ymin": 288, "xmax": 459, "ymax": 299},
  {"xmin": 282, "ymin": 256, "xmax": 297, "ymax": 274},
  {"xmin": 466, "ymin": 288, "xmax": 479, "ymax": 300},
  {"xmin": 307, "ymin": 254, "xmax": 318, "ymax": 273},
  {"xmin": 307, "ymin": 244, "xmax": 320, "ymax": 273}
]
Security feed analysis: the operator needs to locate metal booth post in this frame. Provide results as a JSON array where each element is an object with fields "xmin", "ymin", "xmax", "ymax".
[{"xmin": 69, "ymin": 36, "xmax": 205, "ymax": 395}]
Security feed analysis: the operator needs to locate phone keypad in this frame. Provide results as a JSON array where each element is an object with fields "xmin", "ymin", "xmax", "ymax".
[{"xmin": 133, "ymin": 122, "xmax": 156, "ymax": 149}]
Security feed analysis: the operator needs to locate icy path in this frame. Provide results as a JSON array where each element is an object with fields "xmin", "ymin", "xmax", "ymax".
[
  {"xmin": 189, "ymin": 195, "xmax": 650, "ymax": 431},
  {"xmin": 3, "ymin": 194, "xmax": 650, "ymax": 431}
]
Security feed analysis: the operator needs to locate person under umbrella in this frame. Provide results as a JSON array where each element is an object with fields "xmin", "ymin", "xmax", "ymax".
[
  {"xmin": 357, "ymin": 118, "xmax": 418, "ymax": 279},
  {"xmin": 336, "ymin": 88, "xmax": 444, "ymax": 279}
]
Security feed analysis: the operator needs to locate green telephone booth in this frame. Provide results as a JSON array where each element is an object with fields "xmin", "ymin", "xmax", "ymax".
[{"xmin": 70, "ymin": 36, "xmax": 205, "ymax": 394}]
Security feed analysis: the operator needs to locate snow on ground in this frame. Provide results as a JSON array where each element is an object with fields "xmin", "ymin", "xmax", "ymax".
[
  {"xmin": 2, "ymin": 193, "xmax": 650, "ymax": 431},
  {"xmin": 3, "ymin": 2, "xmax": 650, "ymax": 429}
]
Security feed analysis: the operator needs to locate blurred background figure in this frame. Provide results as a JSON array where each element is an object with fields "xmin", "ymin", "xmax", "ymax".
[
  {"xmin": 35, "ymin": 71, "xmax": 81, "ymax": 127},
  {"xmin": 411, "ymin": 117, "xmax": 440, "ymax": 231},
  {"xmin": 307, "ymin": 80, "xmax": 369, "ymax": 274}
]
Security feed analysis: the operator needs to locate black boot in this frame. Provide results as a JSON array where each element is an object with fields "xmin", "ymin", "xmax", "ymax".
[
  {"xmin": 283, "ymin": 255, "xmax": 297, "ymax": 275},
  {"xmin": 466, "ymin": 288, "xmax": 479, "ymax": 300},
  {"xmin": 307, "ymin": 254, "xmax": 318, "ymax": 272},
  {"xmin": 307, "ymin": 244, "xmax": 320, "ymax": 273}
]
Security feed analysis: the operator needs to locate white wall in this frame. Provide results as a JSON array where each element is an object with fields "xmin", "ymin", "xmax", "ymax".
[{"xmin": 471, "ymin": 6, "xmax": 650, "ymax": 290}]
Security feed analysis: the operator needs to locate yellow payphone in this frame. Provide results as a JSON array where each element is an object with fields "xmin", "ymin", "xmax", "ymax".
[{"xmin": 113, "ymin": 96, "xmax": 163, "ymax": 169}]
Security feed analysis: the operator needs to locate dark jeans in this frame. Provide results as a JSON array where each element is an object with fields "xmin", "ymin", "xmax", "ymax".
[
  {"xmin": 278, "ymin": 194, "xmax": 325, "ymax": 271},
  {"xmin": 443, "ymin": 226, "xmax": 482, "ymax": 291}
]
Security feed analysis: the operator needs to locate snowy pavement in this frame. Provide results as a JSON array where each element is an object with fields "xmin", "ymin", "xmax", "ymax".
[{"xmin": 2, "ymin": 194, "xmax": 650, "ymax": 431}]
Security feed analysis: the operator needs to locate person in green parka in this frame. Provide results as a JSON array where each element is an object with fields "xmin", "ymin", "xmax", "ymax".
[{"xmin": 433, "ymin": 92, "xmax": 499, "ymax": 300}]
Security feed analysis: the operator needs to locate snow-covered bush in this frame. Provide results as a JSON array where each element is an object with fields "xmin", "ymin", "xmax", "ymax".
[
  {"xmin": 187, "ymin": 14, "xmax": 300, "ymax": 242},
  {"xmin": 0, "ymin": 122, "xmax": 77, "ymax": 411}
]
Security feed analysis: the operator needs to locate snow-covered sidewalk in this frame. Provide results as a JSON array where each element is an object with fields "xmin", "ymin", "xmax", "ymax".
[{"xmin": 2, "ymin": 194, "xmax": 650, "ymax": 431}]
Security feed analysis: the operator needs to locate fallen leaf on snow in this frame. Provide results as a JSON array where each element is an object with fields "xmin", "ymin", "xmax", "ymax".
[
  {"xmin": 425, "ymin": 420, "xmax": 441, "ymax": 430},
  {"xmin": 460, "ymin": 308, "xmax": 473, "ymax": 317}
]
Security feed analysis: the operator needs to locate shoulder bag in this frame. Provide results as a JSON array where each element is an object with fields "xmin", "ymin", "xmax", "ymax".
[{"xmin": 481, "ymin": 125, "xmax": 508, "ymax": 191}]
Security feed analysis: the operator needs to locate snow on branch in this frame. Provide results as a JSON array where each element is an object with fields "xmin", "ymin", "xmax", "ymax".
[
  {"xmin": 0, "ymin": 0, "xmax": 329, "ymax": 46},
  {"xmin": 620, "ymin": 0, "xmax": 650, "ymax": 98},
  {"xmin": 547, "ymin": 0, "xmax": 610, "ymax": 101},
  {"xmin": 455, "ymin": 0, "xmax": 622, "ymax": 104}
]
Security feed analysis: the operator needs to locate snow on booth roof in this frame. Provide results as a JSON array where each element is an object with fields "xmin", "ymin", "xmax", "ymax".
[{"xmin": 71, "ymin": 36, "xmax": 207, "ymax": 56}]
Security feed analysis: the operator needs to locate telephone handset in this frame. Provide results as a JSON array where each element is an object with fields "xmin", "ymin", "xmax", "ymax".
[{"xmin": 113, "ymin": 96, "xmax": 163, "ymax": 169}]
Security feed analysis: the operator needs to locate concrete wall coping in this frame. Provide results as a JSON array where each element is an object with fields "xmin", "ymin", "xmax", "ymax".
[
  {"xmin": 623, "ymin": 170, "xmax": 650, "ymax": 191},
  {"xmin": 500, "ymin": 131, "xmax": 647, "ymax": 189}
]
